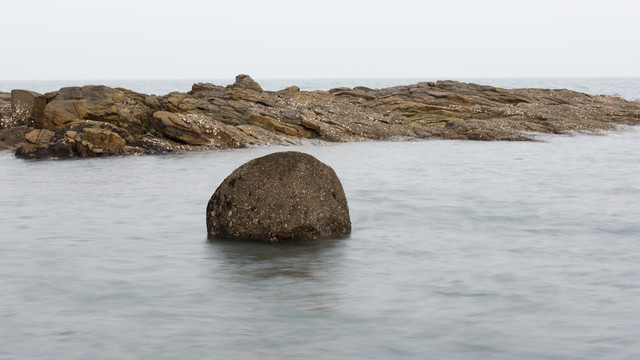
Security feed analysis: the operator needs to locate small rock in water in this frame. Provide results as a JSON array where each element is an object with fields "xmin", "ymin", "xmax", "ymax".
[{"xmin": 206, "ymin": 151, "xmax": 351, "ymax": 241}]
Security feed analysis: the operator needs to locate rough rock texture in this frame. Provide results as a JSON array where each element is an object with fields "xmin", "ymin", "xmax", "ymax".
[
  {"xmin": 152, "ymin": 111, "xmax": 243, "ymax": 148},
  {"xmin": 2, "ymin": 74, "xmax": 640, "ymax": 157},
  {"xmin": 0, "ymin": 92, "xmax": 12, "ymax": 127},
  {"xmin": 14, "ymin": 121, "xmax": 155, "ymax": 159},
  {"xmin": 0, "ymin": 126, "xmax": 31, "ymax": 150},
  {"xmin": 11, "ymin": 90, "xmax": 47, "ymax": 128},
  {"xmin": 229, "ymin": 74, "xmax": 263, "ymax": 92},
  {"xmin": 42, "ymin": 85, "xmax": 158, "ymax": 133},
  {"xmin": 206, "ymin": 151, "xmax": 351, "ymax": 241}
]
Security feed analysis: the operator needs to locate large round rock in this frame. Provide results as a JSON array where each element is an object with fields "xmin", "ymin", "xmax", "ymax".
[{"xmin": 206, "ymin": 151, "xmax": 351, "ymax": 241}]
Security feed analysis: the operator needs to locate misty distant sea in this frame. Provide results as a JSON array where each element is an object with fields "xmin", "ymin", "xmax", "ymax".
[{"xmin": 1, "ymin": 78, "xmax": 640, "ymax": 360}]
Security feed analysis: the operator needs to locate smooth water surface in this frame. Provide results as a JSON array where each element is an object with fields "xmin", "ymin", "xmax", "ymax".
[{"xmin": 1, "ymin": 128, "xmax": 640, "ymax": 359}]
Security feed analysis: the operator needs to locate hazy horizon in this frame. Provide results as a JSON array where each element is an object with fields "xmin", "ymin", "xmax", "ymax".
[
  {"xmin": 2, "ymin": 0, "xmax": 639, "ymax": 80},
  {"xmin": 3, "ymin": 75, "xmax": 640, "ymax": 81}
]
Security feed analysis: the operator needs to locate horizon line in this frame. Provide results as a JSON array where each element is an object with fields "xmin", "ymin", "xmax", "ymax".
[{"xmin": 1, "ymin": 75, "xmax": 640, "ymax": 82}]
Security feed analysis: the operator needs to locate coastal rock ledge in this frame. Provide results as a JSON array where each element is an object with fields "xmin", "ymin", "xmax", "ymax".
[
  {"xmin": 2, "ymin": 74, "xmax": 640, "ymax": 159},
  {"xmin": 206, "ymin": 152, "xmax": 351, "ymax": 241}
]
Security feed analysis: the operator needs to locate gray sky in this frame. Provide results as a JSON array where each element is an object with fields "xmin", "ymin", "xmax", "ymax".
[{"xmin": 2, "ymin": 0, "xmax": 639, "ymax": 80}]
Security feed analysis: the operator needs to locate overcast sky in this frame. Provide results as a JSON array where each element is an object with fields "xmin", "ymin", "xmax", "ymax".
[{"xmin": 2, "ymin": 0, "xmax": 639, "ymax": 80}]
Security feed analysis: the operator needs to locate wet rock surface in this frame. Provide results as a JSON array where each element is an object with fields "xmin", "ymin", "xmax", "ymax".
[
  {"xmin": 206, "ymin": 152, "xmax": 351, "ymax": 241},
  {"xmin": 2, "ymin": 74, "xmax": 640, "ymax": 157}
]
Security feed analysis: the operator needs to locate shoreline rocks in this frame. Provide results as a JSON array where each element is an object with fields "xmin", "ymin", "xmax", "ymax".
[
  {"xmin": 206, "ymin": 151, "xmax": 351, "ymax": 241},
  {"xmin": 1, "ymin": 75, "xmax": 640, "ymax": 159}
]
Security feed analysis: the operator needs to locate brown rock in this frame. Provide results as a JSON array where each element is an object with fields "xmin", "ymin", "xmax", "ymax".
[
  {"xmin": 0, "ymin": 126, "xmax": 31, "ymax": 150},
  {"xmin": 25, "ymin": 129, "xmax": 55, "ymax": 144},
  {"xmin": 230, "ymin": 74, "xmax": 263, "ymax": 92},
  {"xmin": 248, "ymin": 113, "xmax": 312, "ymax": 138},
  {"xmin": 300, "ymin": 113, "xmax": 352, "ymax": 142},
  {"xmin": 42, "ymin": 86, "xmax": 155, "ymax": 134},
  {"xmin": 8, "ymin": 76, "xmax": 640, "ymax": 160},
  {"xmin": 153, "ymin": 111, "xmax": 242, "ymax": 148},
  {"xmin": 235, "ymin": 124, "xmax": 293, "ymax": 145},
  {"xmin": 328, "ymin": 87, "xmax": 351, "ymax": 93},
  {"xmin": 15, "ymin": 121, "xmax": 142, "ymax": 159},
  {"xmin": 42, "ymin": 100, "xmax": 80, "ymax": 128},
  {"xmin": 11, "ymin": 90, "xmax": 47, "ymax": 128},
  {"xmin": 189, "ymin": 82, "xmax": 225, "ymax": 96},
  {"xmin": 0, "ymin": 92, "xmax": 11, "ymax": 128},
  {"xmin": 15, "ymin": 131, "xmax": 75, "ymax": 160},
  {"xmin": 206, "ymin": 151, "xmax": 351, "ymax": 241},
  {"xmin": 154, "ymin": 111, "xmax": 208, "ymax": 145},
  {"xmin": 332, "ymin": 90, "xmax": 376, "ymax": 100},
  {"xmin": 81, "ymin": 127, "xmax": 127, "ymax": 152},
  {"xmin": 277, "ymin": 86, "xmax": 300, "ymax": 93}
]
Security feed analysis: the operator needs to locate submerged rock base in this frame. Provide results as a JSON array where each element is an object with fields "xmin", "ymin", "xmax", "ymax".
[
  {"xmin": 1, "ymin": 75, "xmax": 640, "ymax": 159},
  {"xmin": 206, "ymin": 152, "xmax": 351, "ymax": 241}
]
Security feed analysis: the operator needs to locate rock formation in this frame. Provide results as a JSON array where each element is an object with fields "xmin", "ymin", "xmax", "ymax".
[
  {"xmin": 206, "ymin": 152, "xmax": 351, "ymax": 241},
  {"xmin": 1, "ymin": 74, "xmax": 640, "ymax": 158}
]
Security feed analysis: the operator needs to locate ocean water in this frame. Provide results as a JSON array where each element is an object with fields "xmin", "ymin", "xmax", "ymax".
[{"xmin": 1, "ymin": 79, "xmax": 640, "ymax": 359}]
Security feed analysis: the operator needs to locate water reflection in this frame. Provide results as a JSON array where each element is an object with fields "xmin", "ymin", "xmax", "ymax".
[
  {"xmin": 205, "ymin": 237, "xmax": 346, "ymax": 282},
  {"xmin": 204, "ymin": 237, "xmax": 348, "ymax": 313}
]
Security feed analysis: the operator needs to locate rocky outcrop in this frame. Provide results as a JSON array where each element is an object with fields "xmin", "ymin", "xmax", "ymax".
[
  {"xmin": 229, "ymin": 74, "xmax": 263, "ymax": 92},
  {"xmin": 42, "ymin": 85, "xmax": 158, "ymax": 133},
  {"xmin": 206, "ymin": 151, "xmax": 351, "ymax": 241},
  {"xmin": 14, "ymin": 121, "xmax": 155, "ymax": 159},
  {"xmin": 2, "ymin": 74, "xmax": 640, "ymax": 158}
]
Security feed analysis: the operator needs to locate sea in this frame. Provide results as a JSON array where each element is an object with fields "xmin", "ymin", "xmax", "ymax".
[{"xmin": 1, "ymin": 78, "xmax": 639, "ymax": 360}]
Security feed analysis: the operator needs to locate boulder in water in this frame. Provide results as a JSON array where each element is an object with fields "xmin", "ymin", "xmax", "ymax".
[{"xmin": 206, "ymin": 151, "xmax": 351, "ymax": 241}]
